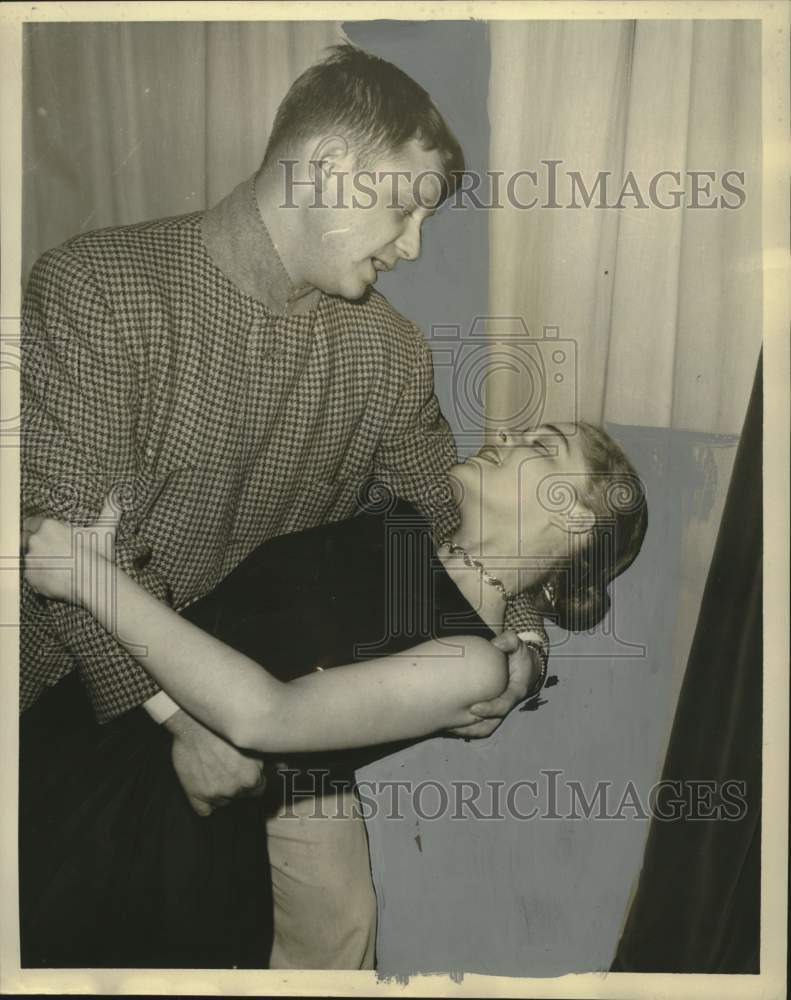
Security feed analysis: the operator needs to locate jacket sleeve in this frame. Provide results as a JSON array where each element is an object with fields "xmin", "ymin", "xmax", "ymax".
[
  {"xmin": 21, "ymin": 246, "xmax": 173, "ymax": 722},
  {"xmin": 371, "ymin": 329, "xmax": 459, "ymax": 538}
]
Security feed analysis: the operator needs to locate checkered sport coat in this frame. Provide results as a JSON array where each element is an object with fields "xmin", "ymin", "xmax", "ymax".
[{"xmin": 21, "ymin": 177, "xmax": 547, "ymax": 723}]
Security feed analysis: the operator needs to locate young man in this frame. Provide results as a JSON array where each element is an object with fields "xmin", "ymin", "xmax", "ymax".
[{"xmin": 20, "ymin": 44, "xmax": 547, "ymax": 969}]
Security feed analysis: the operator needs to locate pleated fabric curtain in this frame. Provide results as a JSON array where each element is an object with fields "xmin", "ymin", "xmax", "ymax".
[
  {"xmin": 22, "ymin": 20, "xmax": 345, "ymax": 283},
  {"xmin": 486, "ymin": 19, "xmax": 762, "ymax": 435}
]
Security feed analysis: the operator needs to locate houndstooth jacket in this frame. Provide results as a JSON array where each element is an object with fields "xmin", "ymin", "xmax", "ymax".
[{"xmin": 20, "ymin": 176, "xmax": 548, "ymax": 723}]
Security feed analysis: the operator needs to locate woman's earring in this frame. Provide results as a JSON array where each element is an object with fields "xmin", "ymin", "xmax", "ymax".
[
  {"xmin": 542, "ymin": 581, "xmax": 556, "ymax": 608},
  {"xmin": 497, "ymin": 428, "xmax": 508, "ymax": 443}
]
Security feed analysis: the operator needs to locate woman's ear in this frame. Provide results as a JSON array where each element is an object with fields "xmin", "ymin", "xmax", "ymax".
[{"xmin": 550, "ymin": 505, "xmax": 596, "ymax": 538}]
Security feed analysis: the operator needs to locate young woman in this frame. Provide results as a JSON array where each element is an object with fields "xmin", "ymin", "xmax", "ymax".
[{"xmin": 24, "ymin": 422, "xmax": 648, "ymax": 757}]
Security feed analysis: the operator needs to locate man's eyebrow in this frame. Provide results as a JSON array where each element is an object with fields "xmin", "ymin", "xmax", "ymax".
[{"xmin": 543, "ymin": 423, "xmax": 569, "ymax": 453}]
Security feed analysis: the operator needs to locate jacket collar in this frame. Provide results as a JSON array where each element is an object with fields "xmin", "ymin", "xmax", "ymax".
[{"xmin": 201, "ymin": 174, "xmax": 321, "ymax": 316}]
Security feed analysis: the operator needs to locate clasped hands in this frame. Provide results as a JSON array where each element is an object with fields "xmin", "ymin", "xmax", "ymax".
[{"xmin": 447, "ymin": 630, "xmax": 542, "ymax": 739}]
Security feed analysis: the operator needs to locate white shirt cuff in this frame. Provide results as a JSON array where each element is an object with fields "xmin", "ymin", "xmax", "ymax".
[
  {"xmin": 516, "ymin": 630, "xmax": 546, "ymax": 648},
  {"xmin": 142, "ymin": 690, "xmax": 181, "ymax": 725}
]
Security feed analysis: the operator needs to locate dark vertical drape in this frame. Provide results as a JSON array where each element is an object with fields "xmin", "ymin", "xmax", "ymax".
[{"xmin": 612, "ymin": 353, "xmax": 762, "ymax": 973}]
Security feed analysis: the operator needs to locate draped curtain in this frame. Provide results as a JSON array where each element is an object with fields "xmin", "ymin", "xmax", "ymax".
[
  {"xmin": 487, "ymin": 19, "xmax": 762, "ymax": 435},
  {"xmin": 22, "ymin": 20, "xmax": 344, "ymax": 283},
  {"xmin": 612, "ymin": 354, "xmax": 762, "ymax": 972}
]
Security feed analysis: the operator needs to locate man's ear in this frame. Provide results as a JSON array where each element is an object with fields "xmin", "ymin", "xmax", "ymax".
[{"xmin": 307, "ymin": 134, "xmax": 352, "ymax": 182}]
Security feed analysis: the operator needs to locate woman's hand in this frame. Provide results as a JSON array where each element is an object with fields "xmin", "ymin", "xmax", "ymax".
[{"xmin": 23, "ymin": 496, "xmax": 120, "ymax": 605}]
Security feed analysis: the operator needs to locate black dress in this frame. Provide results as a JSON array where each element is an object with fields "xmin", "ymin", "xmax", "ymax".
[
  {"xmin": 182, "ymin": 497, "xmax": 494, "ymax": 783},
  {"xmin": 20, "ymin": 498, "xmax": 492, "ymax": 968}
]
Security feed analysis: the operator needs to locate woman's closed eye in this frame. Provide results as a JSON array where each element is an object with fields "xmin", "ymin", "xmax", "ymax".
[{"xmin": 476, "ymin": 445, "xmax": 503, "ymax": 465}]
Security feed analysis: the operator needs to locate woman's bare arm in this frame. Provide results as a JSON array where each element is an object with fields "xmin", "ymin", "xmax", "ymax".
[
  {"xmin": 24, "ymin": 521, "xmax": 507, "ymax": 754},
  {"xmin": 234, "ymin": 636, "xmax": 507, "ymax": 753},
  {"xmin": 109, "ymin": 568, "xmax": 505, "ymax": 752}
]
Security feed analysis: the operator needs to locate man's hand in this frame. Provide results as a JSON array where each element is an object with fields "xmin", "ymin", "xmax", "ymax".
[
  {"xmin": 447, "ymin": 630, "xmax": 542, "ymax": 739},
  {"xmin": 164, "ymin": 709, "xmax": 267, "ymax": 816}
]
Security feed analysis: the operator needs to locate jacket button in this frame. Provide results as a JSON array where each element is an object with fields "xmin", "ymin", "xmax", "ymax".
[{"xmin": 133, "ymin": 546, "xmax": 152, "ymax": 572}]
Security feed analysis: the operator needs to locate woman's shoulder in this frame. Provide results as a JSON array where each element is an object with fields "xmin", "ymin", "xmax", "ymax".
[
  {"xmin": 353, "ymin": 492, "xmax": 432, "ymax": 531},
  {"xmin": 274, "ymin": 495, "xmax": 430, "ymax": 547},
  {"xmin": 200, "ymin": 496, "xmax": 430, "ymax": 591},
  {"xmin": 189, "ymin": 494, "xmax": 433, "ymax": 601}
]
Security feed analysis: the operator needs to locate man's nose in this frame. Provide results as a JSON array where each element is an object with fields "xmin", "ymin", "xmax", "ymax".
[{"xmin": 395, "ymin": 218, "xmax": 422, "ymax": 261}]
